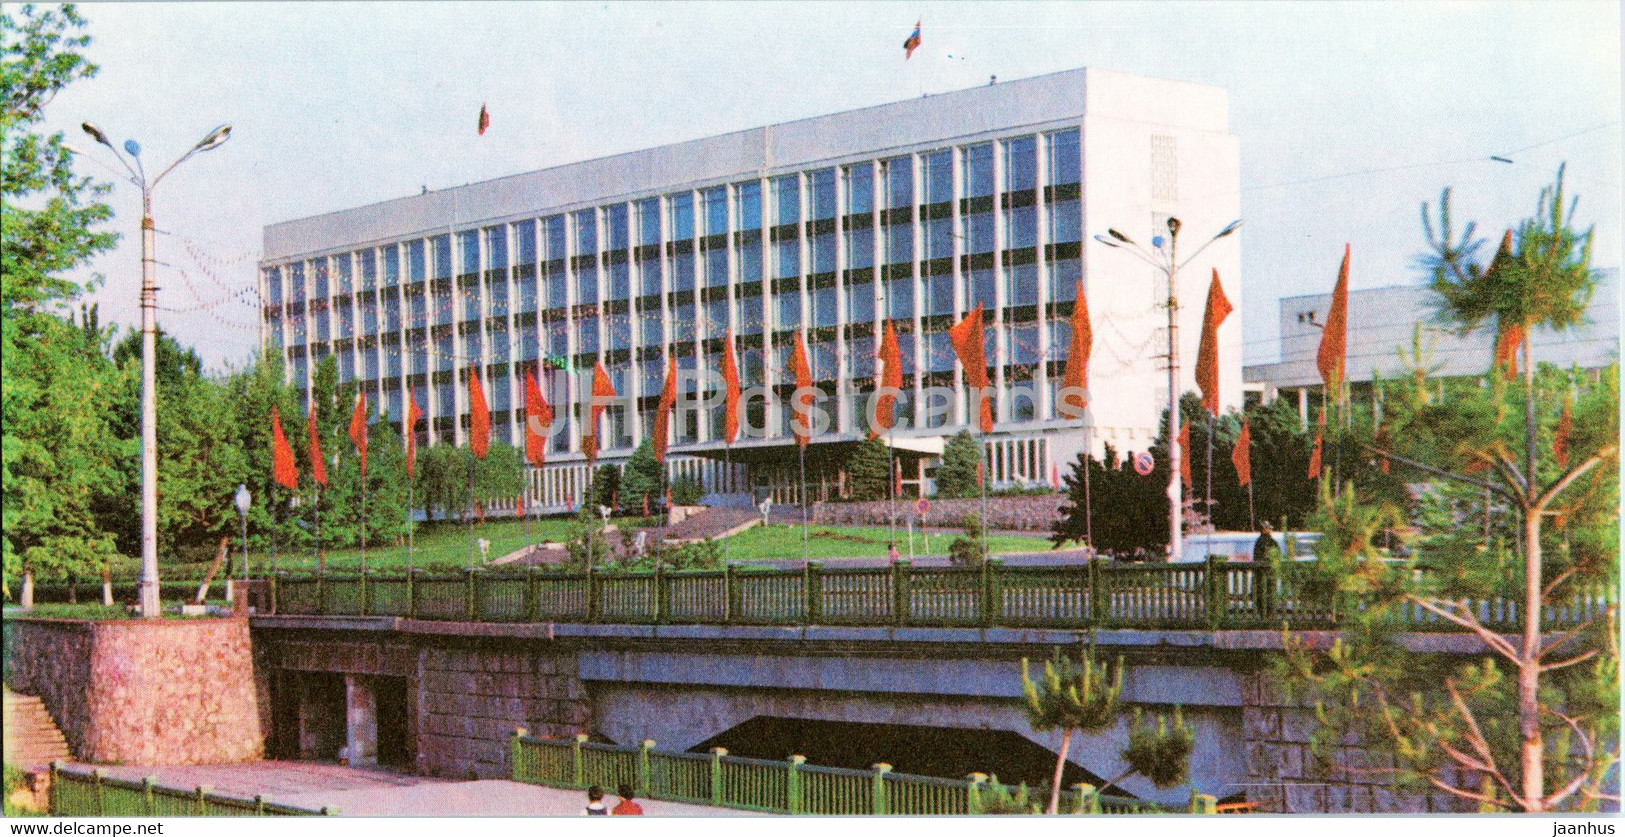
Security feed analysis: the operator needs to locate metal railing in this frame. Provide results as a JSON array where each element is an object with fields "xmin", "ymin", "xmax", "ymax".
[
  {"xmin": 509, "ymin": 731, "xmax": 1210, "ymax": 815},
  {"xmin": 49, "ymin": 763, "xmax": 333, "ymax": 817},
  {"xmin": 260, "ymin": 559, "xmax": 1614, "ymax": 633}
]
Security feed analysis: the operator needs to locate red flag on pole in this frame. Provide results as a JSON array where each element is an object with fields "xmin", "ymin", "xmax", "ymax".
[
  {"xmin": 1554, "ymin": 393, "xmax": 1573, "ymax": 467},
  {"xmin": 405, "ymin": 390, "xmax": 424, "ymax": 479},
  {"xmin": 790, "ymin": 332, "xmax": 814, "ymax": 447},
  {"xmin": 1058, "ymin": 282, "xmax": 1092, "ymax": 419},
  {"xmin": 306, "ymin": 407, "xmax": 328, "ymax": 487},
  {"xmin": 1317, "ymin": 244, "xmax": 1350, "ymax": 395},
  {"xmin": 515, "ymin": 493, "xmax": 524, "ymax": 518},
  {"xmin": 653, "ymin": 355, "xmax": 678, "ymax": 463},
  {"xmin": 584, "ymin": 362, "xmax": 616, "ymax": 464},
  {"xmin": 468, "ymin": 370, "xmax": 490, "ymax": 460},
  {"xmin": 349, "ymin": 391, "xmax": 369, "ymax": 475},
  {"xmin": 1232, "ymin": 418, "xmax": 1252, "ymax": 487},
  {"xmin": 1308, "ymin": 432, "xmax": 1324, "ymax": 480},
  {"xmin": 1196, "ymin": 269, "xmax": 1233, "ymax": 415},
  {"xmin": 1177, "ymin": 422, "xmax": 1192, "ymax": 488},
  {"xmin": 524, "ymin": 370, "xmax": 552, "ymax": 467},
  {"xmin": 950, "ymin": 303, "xmax": 994, "ymax": 433},
  {"xmin": 478, "ymin": 104, "xmax": 490, "ymax": 136},
  {"xmin": 721, "ymin": 330, "xmax": 741, "ymax": 444},
  {"xmin": 872, "ymin": 320, "xmax": 903, "ymax": 438},
  {"xmin": 271, "ymin": 405, "xmax": 299, "ymax": 490}
]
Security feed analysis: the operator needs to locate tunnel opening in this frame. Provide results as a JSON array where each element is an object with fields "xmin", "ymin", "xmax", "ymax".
[
  {"xmin": 690, "ymin": 716, "xmax": 1124, "ymax": 795},
  {"xmin": 374, "ymin": 675, "xmax": 412, "ymax": 769}
]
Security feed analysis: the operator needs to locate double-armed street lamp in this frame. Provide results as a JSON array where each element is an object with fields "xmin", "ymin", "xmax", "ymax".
[
  {"xmin": 77, "ymin": 122, "xmax": 232, "ymax": 618},
  {"xmin": 1094, "ymin": 217, "xmax": 1240, "ymax": 562}
]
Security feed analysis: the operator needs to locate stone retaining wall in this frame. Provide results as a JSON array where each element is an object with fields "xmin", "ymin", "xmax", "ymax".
[
  {"xmin": 815, "ymin": 494, "xmax": 1065, "ymax": 532},
  {"xmin": 418, "ymin": 645, "xmax": 589, "ymax": 779},
  {"xmin": 3, "ymin": 617, "xmax": 264, "ymax": 765}
]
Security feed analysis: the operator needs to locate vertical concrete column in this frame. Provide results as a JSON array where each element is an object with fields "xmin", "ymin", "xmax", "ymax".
[{"xmin": 344, "ymin": 674, "xmax": 378, "ymax": 768}]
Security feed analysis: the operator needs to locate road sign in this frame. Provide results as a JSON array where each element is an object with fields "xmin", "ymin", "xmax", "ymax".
[
  {"xmin": 1133, "ymin": 451, "xmax": 1155, "ymax": 476},
  {"xmin": 916, "ymin": 498, "xmax": 930, "ymax": 516}
]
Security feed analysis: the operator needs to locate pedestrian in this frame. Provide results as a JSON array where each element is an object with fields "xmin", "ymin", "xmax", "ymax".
[
  {"xmin": 887, "ymin": 542, "xmax": 900, "ymax": 562},
  {"xmin": 584, "ymin": 785, "xmax": 609, "ymax": 816},
  {"xmin": 612, "ymin": 784, "xmax": 644, "ymax": 816},
  {"xmin": 1253, "ymin": 522, "xmax": 1280, "ymax": 564}
]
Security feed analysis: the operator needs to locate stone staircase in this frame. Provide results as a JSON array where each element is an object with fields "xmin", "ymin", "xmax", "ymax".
[
  {"xmin": 3, "ymin": 687, "xmax": 71, "ymax": 769},
  {"xmin": 660, "ymin": 507, "xmax": 761, "ymax": 542}
]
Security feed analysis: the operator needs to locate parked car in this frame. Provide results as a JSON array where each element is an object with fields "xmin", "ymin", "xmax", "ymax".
[{"xmin": 1175, "ymin": 531, "xmax": 1321, "ymax": 562}]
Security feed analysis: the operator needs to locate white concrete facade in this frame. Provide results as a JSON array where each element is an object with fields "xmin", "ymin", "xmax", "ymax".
[{"xmin": 259, "ymin": 67, "xmax": 1241, "ymax": 509}]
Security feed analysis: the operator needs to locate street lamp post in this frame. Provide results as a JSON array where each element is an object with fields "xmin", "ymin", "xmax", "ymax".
[
  {"xmin": 79, "ymin": 122, "xmax": 232, "ymax": 617},
  {"xmin": 234, "ymin": 484, "xmax": 252, "ymax": 581},
  {"xmin": 1095, "ymin": 217, "xmax": 1240, "ymax": 562}
]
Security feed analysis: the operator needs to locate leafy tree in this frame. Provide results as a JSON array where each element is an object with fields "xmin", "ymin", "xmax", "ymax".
[
  {"xmin": 416, "ymin": 442, "xmax": 471, "ymax": 521},
  {"xmin": 934, "ymin": 431, "xmax": 980, "ymax": 498},
  {"xmin": 1279, "ymin": 169, "xmax": 1618, "ymax": 812},
  {"xmin": 563, "ymin": 505, "xmax": 610, "ymax": 569},
  {"xmin": 845, "ymin": 436, "xmax": 891, "ymax": 501},
  {"xmin": 590, "ymin": 463, "xmax": 619, "ymax": 511},
  {"xmin": 619, "ymin": 438, "xmax": 663, "ymax": 513},
  {"xmin": 947, "ymin": 513, "xmax": 986, "ymax": 567},
  {"xmin": 474, "ymin": 442, "xmax": 523, "ymax": 511},
  {"xmin": 222, "ymin": 349, "xmax": 303, "ymax": 558},
  {"xmin": 670, "ymin": 475, "xmax": 704, "ymax": 506},
  {"xmin": 1051, "ymin": 443, "xmax": 1166, "ymax": 555}
]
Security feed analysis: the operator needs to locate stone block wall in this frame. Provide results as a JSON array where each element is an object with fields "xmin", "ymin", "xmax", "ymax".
[
  {"xmin": 1239, "ymin": 672, "xmax": 1473, "ymax": 813},
  {"xmin": 417, "ymin": 644, "xmax": 590, "ymax": 779},
  {"xmin": 3, "ymin": 617, "xmax": 264, "ymax": 765},
  {"xmin": 815, "ymin": 494, "xmax": 1065, "ymax": 532}
]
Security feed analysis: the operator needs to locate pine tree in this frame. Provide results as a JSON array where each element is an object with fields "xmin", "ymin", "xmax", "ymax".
[
  {"xmin": 845, "ymin": 436, "xmax": 891, "ymax": 501},
  {"xmin": 934, "ymin": 431, "xmax": 980, "ymax": 499}
]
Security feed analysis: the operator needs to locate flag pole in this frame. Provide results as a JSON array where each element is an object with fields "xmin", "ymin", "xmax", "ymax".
[
  {"xmin": 407, "ymin": 476, "xmax": 414, "ymax": 573},
  {"xmin": 271, "ymin": 484, "xmax": 278, "ymax": 575},
  {"xmin": 888, "ymin": 432, "xmax": 896, "ymax": 548},
  {"xmin": 360, "ymin": 471, "xmax": 367, "ymax": 574},
  {"xmin": 799, "ymin": 443, "xmax": 809, "ymax": 563},
  {"xmin": 1247, "ymin": 477, "xmax": 1256, "ymax": 533},
  {"xmin": 1083, "ymin": 424, "xmax": 1094, "ymax": 553},
  {"xmin": 979, "ymin": 435, "xmax": 989, "ymax": 561},
  {"xmin": 467, "ymin": 454, "xmax": 476, "ymax": 568},
  {"xmin": 722, "ymin": 445, "xmax": 731, "ymax": 567},
  {"xmin": 1205, "ymin": 413, "xmax": 1215, "ymax": 558},
  {"xmin": 313, "ymin": 483, "xmax": 321, "ymax": 572}
]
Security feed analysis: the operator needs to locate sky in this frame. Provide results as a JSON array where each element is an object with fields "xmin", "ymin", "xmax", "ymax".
[{"xmin": 42, "ymin": 1, "xmax": 1623, "ymax": 372}]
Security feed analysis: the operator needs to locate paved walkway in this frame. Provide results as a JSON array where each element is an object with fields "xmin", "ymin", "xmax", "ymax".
[{"xmin": 88, "ymin": 761, "xmax": 757, "ymax": 817}]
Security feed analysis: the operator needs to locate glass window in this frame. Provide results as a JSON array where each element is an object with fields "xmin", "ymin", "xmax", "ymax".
[
  {"xmin": 486, "ymin": 227, "xmax": 508, "ymax": 270},
  {"xmin": 639, "ymin": 257, "xmax": 663, "ymax": 296},
  {"xmin": 964, "ymin": 144, "xmax": 994, "ymax": 198},
  {"xmin": 811, "ymin": 231, "xmax": 836, "ymax": 274},
  {"xmin": 607, "ymin": 204, "xmax": 629, "ymax": 251},
  {"xmin": 925, "ymin": 274, "xmax": 954, "ymax": 317},
  {"xmin": 926, "ymin": 216, "xmax": 953, "ymax": 261},
  {"xmin": 885, "ymin": 224, "xmax": 913, "ymax": 265},
  {"xmin": 845, "ymin": 227, "xmax": 873, "ymax": 270},
  {"xmin": 811, "ymin": 340, "xmax": 837, "ymax": 381},
  {"xmin": 339, "ymin": 302, "xmax": 354, "ymax": 338},
  {"xmin": 458, "ymin": 230, "xmax": 479, "ymax": 274},
  {"xmin": 408, "ymin": 289, "xmax": 426, "ymax": 326},
  {"xmin": 608, "ymin": 312, "xmax": 629, "ymax": 350},
  {"xmin": 1010, "ymin": 321, "xmax": 1040, "ymax": 365},
  {"xmin": 384, "ymin": 294, "xmax": 401, "ymax": 331},
  {"xmin": 577, "ymin": 264, "xmax": 599, "ymax": 305},
  {"xmin": 844, "ymin": 163, "xmax": 874, "ymax": 216},
  {"xmin": 463, "ymin": 328, "xmax": 482, "ymax": 361},
  {"xmin": 1049, "ymin": 198, "xmax": 1082, "ymax": 244},
  {"xmin": 432, "ymin": 235, "xmax": 452, "ymax": 279},
  {"xmin": 812, "ymin": 286, "xmax": 838, "ymax": 328},
  {"xmin": 1004, "ymin": 136, "xmax": 1037, "ymax": 193},
  {"xmin": 846, "ymin": 281, "xmax": 874, "ymax": 323},
  {"xmin": 672, "ymin": 251, "xmax": 694, "ymax": 292},
  {"xmin": 669, "ymin": 193, "xmax": 694, "ymax": 240},
  {"xmin": 265, "ymin": 267, "xmax": 282, "ymax": 306},
  {"xmin": 1007, "ymin": 263, "xmax": 1038, "ymax": 307},
  {"xmin": 810, "ymin": 169, "xmax": 836, "ymax": 220},
  {"xmin": 574, "ymin": 210, "xmax": 597, "ymax": 256},
  {"xmin": 335, "ymin": 254, "xmax": 353, "ymax": 294},
  {"xmin": 542, "ymin": 216, "xmax": 567, "ymax": 262},
  {"xmin": 517, "ymin": 221, "xmax": 538, "ymax": 266},
  {"xmin": 773, "ymin": 175, "xmax": 800, "ymax": 226},
  {"xmin": 462, "ymin": 284, "xmax": 481, "ymax": 321},
  {"xmin": 290, "ymin": 264, "xmax": 306, "ymax": 302},
  {"xmin": 1047, "ymin": 128, "xmax": 1080, "ymax": 186},
  {"xmin": 705, "ymin": 246, "xmax": 727, "ymax": 287},
  {"xmin": 775, "ymin": 290, "xmax": 801, "ymax": 330},
  {"xmin": 672, "ymin": 302, "xmax": 695, "ymax": 340},
  {"xmin": 577, "ymin": 315, "xmax": 599, "ymax": 356},
  {"xmin": 519, "ymin": 322, "xmax": 538, "ymax": 360},
  {"xmin": 740, "ymin": 294, "xmax": 763, "ymax": 336},
  {"xmin": 736, "ymin": 181, "xmax": 762, "ymax": 231},
  {"xmin": 636, "ymin": 198, "xmax": 660, "ymax": 246},
  {"xmin": 640, "ymin": 305, "xmax": 663, "ymax": 346},
  {"xmin": 408, "ymin": 240, "xmax": 426, "ymax": 283},
  {"xmin": 849, "ymin": 335, "xmax": 875, "ymax": 379},
  {"xmin": 705, "ymin": 296, "xmax": 729, "ymax": 339},
  {"xmin": 313, "ymin": 259, "xmax": 329, "ymax": 299},
  {"xmin": 774, "ymin": 238, "xmax": 800, "ymax": 280},
  {"xmin": 1007, "ymin": 205, "xmax": 1037, "ymax": 250},
  {"xmin": 372, "ymin": 249, "xmax": 388, "ymax": 289},
  {"xmin": 883, "ymin": 156, "xmax": 913, "ymax": 209},
  {"xmin": 517, "ymin": 271, "xmax": 537, "ymax": 312},
  {"xmin": 886, "ymin": 278, "xmax": 914, "ymax": 320},
  {"xmin": 967, "ymin": 268, "xmax": 995, "ymax": 311},
  {"xmin": 926, "ymin": 330, "xmax": 954, "ymax": 374},
  {"xmin": 963, "ymin": 212, "xmax": 994, "ymax": 254},
  {"xmin": 610, "ymin": 261, "xmax": 630, "ymax": 300},
  {"xmin": 1049, "ymin": 258, "xmax": 1081, "ymax": 304},
  {"xmin": 925, "ymin": 150, "xmax": 953, "ymax": 204},
  {"xmin": 545, "ymin": 266, "xmax": 567, "ymax": 309},
  {"xmin": 703, "ymin": 187, "xmax": 728, "ymax": 237}
]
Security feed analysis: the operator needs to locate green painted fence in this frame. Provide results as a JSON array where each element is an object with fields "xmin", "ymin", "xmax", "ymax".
[
  {"xmin": 262, "ymin": 558, "xmax": 1613, "ymax": 633},
  {"xmin": 49, "ymin": 764, "xmax": 333, "ymax": 817},
  {"xmin": 509, "ymin": 731, "xmax": 1211, "ymax": 815}
]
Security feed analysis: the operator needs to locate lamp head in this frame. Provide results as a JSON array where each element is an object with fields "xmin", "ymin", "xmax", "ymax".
[
  {"xmin": 81, "ymin": 122, "xmax": 111, "ymax": 147},
  {"xmin": 1214, "ymin": 219, "xmax": 1243, "ymax": 239},
  {"xmin": 234, "ymin": 483, "xmax": 251, "ymax": 515},
  {"xmin": 1093, "ymin": 234, "xmax": 1119, "ymax": 249},
  {"xmin": 123, "ymin": 139, "xmax": 141, "ymax": 158},
  {"xmin": 1107, "ymin": 228, "xmax": 1134, "ymax": 245},
  {"xmin": 1165, "ymin": 217, "xmax": 1182, "ymax": 238},
  {"xmin": 195, "ymin": 124, "xmax": 232, "ymax": 152}
]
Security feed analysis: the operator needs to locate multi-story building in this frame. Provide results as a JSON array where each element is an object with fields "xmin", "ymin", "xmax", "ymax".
[{"xmin": 259, "ymin": 66, "xmax": 1242, "ymax": 511}]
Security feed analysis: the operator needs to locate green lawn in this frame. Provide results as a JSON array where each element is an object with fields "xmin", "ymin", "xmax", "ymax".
[{"xmin": 251, "ymin": 517, "xmax": 1055, "ymax": 574}]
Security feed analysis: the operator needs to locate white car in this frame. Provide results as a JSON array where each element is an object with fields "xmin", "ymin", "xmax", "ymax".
[{"xmin": 1174, "ymin": 531, "xmax": 1321, "ymax": 562}]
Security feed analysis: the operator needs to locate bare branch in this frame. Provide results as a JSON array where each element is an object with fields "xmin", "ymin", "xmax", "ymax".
[
  {"xmin": 1538, "ymin": 614, "xmax": 1599, "ymax": 659},
  {"xmin": 1541, "ymin": 566, "xmax": 1580, "ymax": 602},
  {"xmin": 1426, "ymin": 773, "xmax": 1514, "ymax": 810},
  {"xmin": 1540, "ymin": 649, "xmax": 1599, "ymax": 673},
  {"xmin": 1362, "ymin": 446, "xmax": 1521, "ymax": 503},
  {"xmin": 1404, "ymin": 595, "xmax": 1521, "ymax": 661},
  {"xmin": 1444, "ymin": 680, "xmax": 1522, "ymax": 803},
  {"xmin": 1534, "ymin": 450, "xmax": 1616, "ymax": 514}
]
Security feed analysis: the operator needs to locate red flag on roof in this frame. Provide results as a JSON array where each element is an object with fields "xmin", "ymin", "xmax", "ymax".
[
  {"xmin": 307, "ymin": 407, "xmax": 328, "ymax": 487},
  {"xmin": 950, "ymin": 304, "xmax": 994, "ymax": 433},
  {"xmin": 872, "ymin": 320, "xmax": 903, "ymax": 438},
  {"xmin": 1232, "ymin": 418, "xmax": 1252, "ymax": 487},
  {"xmin": 468, "ymin": 370, "xmax": 490, "ymax": 461},
  {"xmin": 1058, "ymin": 282, "xmax": 1092, "ymax": 419},
  {"xmin": 721, "ymin": 330, "xmax": 741, "ymax": 445},
  {"xmin": 478, "ymin": 103, "xmax": 490, "ymax": 136},
  {"xmin": 1196, "ymin": 269, "xmax": 1233, "ymax": 415},
  {"xmin": 405, "ymin": 390, "xmax": 424, "ymax": 479},
  {"xmin": 653, "ymin": 355, "xmax": 678, "ymax": 463},
  {"xmin": 790, "ymin": 332, "xmax": 815, "ymax": 447},
  {"xmin": 524, "ymin": 370, "xmax": 552, "ymax": 467},
  {"xmin": 903, "ymin": 20, "xmax": 921, "ymax": 59},
  {"xmin": 348, "ymin": 391, "xmax": 369, "ymax": 475},
  {"xmin": 1317, "ymin": 245, "xmax": 1350, "ymax": 396},
  {"xmin": 271, "ymin": 405, "xmax": 299, "ymax": 491}
]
